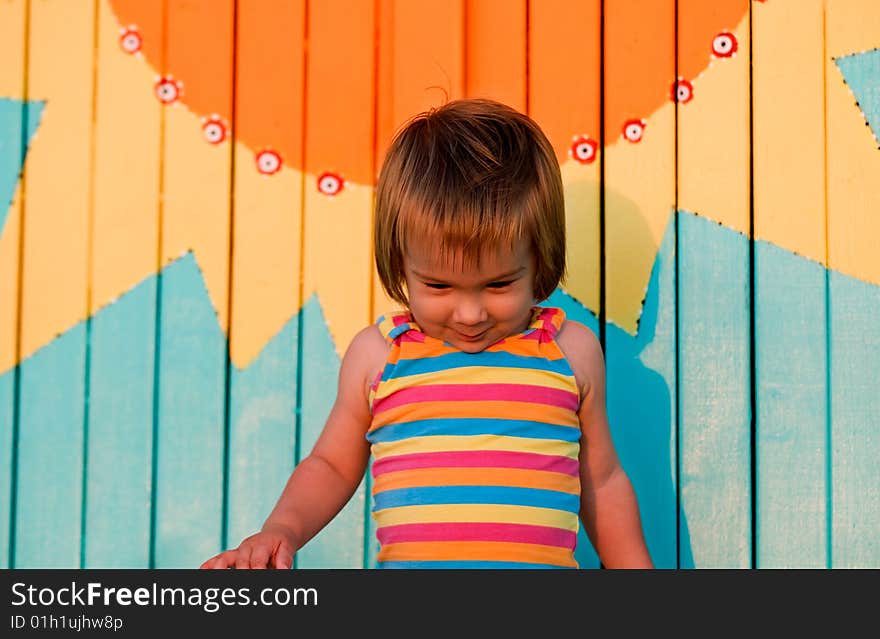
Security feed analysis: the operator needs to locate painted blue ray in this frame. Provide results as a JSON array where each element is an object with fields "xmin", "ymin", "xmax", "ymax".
[
  {"xmin": 835, "ymin": 49, "xmax": 880, "ymax": 145},
  {"xmin": 1, "ymin": 98, "xmax": 46, "ymax": 232}
]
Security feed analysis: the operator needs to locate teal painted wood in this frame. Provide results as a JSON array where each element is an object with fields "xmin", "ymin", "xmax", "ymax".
[
  {"xmin": 605, "ymin": 219, "xmax": 679, "ymax": 569},
  {"xmin": 1, "ymin": 98, "xmax": 43, "ymax": 568},
  {"xmin": 677, "ymin": 211, "xmax": 751, "ymax": 567},
  {"xmin": 84, "ymin": 274, "xmax": 157, "ymax": 567},
  {"xmin": 834, "ymin": 50, "xmax": 880, "ymax": 145},
  {"xmin": 830, "ymin": 269, "xmax": 880, "ymax": 567},
  {"xmin": 1, "ymin": 99, "xmax": 44, "ymax": 230},
  {"xmin": 154, "ymin": 253, "xmax": 226, "ymax": 568},
  {"xmin": 226, "ymin": 314, "xmax": 298, "ymax": 552},
  {"xmin": 15, "ymin": 323, "xmax": 87, "ymax": 567},
  {"xmin": 0, "ymin": 369, "xmax": 13, "ymax": 568},
  {"xmin": 754, "ymin": 240, "xmax": 828, "ymax": 567},
  {"xmin": 295, "ymin": 295, "xmax": 366, "ymax": 568}
]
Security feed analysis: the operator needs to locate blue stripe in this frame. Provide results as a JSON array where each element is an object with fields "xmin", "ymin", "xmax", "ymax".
[
  {"xmin": 382, "ymin": 350, "xmax": 573, "ymax": 380},
  {"xmin": 366, "ymin": 417, "xmax": 581, "ymax": 444},
  {"xmin": 373, "ymin": 485, "xmax": 580, "ymax": 512},
  {"xmin": 378, "ymin": 560, "xmax": 575, "ymax": 569}
]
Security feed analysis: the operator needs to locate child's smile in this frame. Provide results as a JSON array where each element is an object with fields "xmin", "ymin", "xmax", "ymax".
[{"xmin": 403, "ymin": 238, "xmax": 537, "ymax": 353}]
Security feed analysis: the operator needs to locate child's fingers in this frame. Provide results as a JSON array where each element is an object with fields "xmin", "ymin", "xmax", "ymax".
[
  {"xmin": 249, "ymin": 546, "xmax": 272, "ymax": 569},
  {"xmin": 200, "ymin": 550, "xmax": 236, "ymax": 569},
  {"xmin": 234, "ymin": 546, "xmax": 253, "ymax": 570},
  {"xmin": 273, "ymin": 545, "xmax": 294, "ymax": 570}
]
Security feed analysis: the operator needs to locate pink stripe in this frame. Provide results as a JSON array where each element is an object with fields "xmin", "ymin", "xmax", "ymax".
[
  {"xmin": 377, "ymin": 522, "xmax": 577, "ymax": 549},
  {"xmin": 372, "ymin": 383, "xmax": 579, "ymax": 414},
  {"xmin": 372, "ymin": 450, "xmax": 579, "ymax": 477}
]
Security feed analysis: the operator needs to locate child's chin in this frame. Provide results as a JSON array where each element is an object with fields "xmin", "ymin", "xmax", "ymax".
[{"xmin": 453, "ymin": 339, "xmax": 490, "ymax": 354}]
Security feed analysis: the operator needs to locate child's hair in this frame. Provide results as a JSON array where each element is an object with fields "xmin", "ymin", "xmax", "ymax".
[{"xmin": 374, "ymin": 98, "xmax": 566, "ymax": 305}]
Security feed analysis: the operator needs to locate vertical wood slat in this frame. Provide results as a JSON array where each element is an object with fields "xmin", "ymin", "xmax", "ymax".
[
  {"xmin": 677, "ymin": 0, "xmax": 752, "ymax": 568},
  {"xmin": 465, "ymin": 0, "xmax": 527, "ymax": 112},
  {"xmin": 14, "ymin": 0, "xmax": 95, "ymax": 568},
  {"xmin": 153, "ymin": 0, "xmax": 234, "ymax": 568},
  {"xmin": 603, "ymin": 0, "xmax": 678, "ymax": 569},
  {"xmin": 297, "ymin": 0, "xmax": 376, "ymax": 569},
  {"xmin": 528, "ymin": 0, "xmax": 601, "ymax": 569},
  {"xmin": 84, "ymin": 0, "xmax": 163, "ymax": 568},
  {"xmin": 752, "ymin": 0, "xmax": 828, "ymax": 568},
  {"xmin": 0, "ymin": 0, "xmax": 27, "ymax": 569},
  {"xmin": 225, "ymin": 0, "xmax": 305, "ymax": 561},
  {"xmin": 826, "ymin": 0, "xmax": 880, "ymax": 568}
]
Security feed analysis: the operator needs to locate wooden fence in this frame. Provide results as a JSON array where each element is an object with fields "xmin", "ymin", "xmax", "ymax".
[{"xmin": 0, "ymin": 0, "xmax": 878, "ymax": 568}]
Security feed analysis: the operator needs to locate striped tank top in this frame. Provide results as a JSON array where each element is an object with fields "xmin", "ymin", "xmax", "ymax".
[{"xmin": 366, "ymin": 306, "xmax": 582, "ymax": 569}]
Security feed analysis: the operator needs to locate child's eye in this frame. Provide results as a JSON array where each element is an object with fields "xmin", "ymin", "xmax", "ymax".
[
  {"xmin": 425, "ymin": 283, "xmax": 450, "ymax": 290},
  {"xmin": 487, "ymin": 281, "xmax": 513, "ymax": 289}
]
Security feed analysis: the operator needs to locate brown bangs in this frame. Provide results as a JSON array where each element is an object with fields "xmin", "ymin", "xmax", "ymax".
[{"xmin": 374, "ymin": 98, "xmax": 566, "ymax": 306}]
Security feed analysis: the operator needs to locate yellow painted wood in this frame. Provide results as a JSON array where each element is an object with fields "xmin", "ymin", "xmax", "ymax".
[
  {"xmin": 751, "ymin": 0, "xmax": 826, "ymax": 264},
  {"xmin": 301, "ymin": 0, "xmax": 376, "ymax": 356},
  {"xmin": 19, "ymin": 0, "xmax": 93, "ymax": 359},
  {"xmin": 0, "ymin": 0, "xmax": 25, "ymax": 375},
  {"xmin": 228, "ymin": 0, "xmax": 305, "ymax": 369},
  {"xmin": 530, "ymin": 0, "xmax": 601, "ymax": 316},
  {"xmin": 826, "ymin": 0, "xmax": 880, "ymax": 287},
  {"xmin": 229, "ymin": 159, "xmax": 304, "ymax": 366},
  {"xmin": 678, "ymin": 10, "xmax": 750, "ymax": 235},
  {"xmin": 91, "ymin": 0, "xmax": 160, "ymax": 314},
  {"xmin": 603, "ymin": 9, "xmax": 675, "ymax": 336},
  {"xmin": 159, "ymin": 4, "xmax": 232, "ymax": 333}
]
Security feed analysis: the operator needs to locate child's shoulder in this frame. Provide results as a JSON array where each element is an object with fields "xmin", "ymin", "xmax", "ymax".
[
  {"xmin": 555, "ymin": 319, "xmax": 604, "ymax": 405},
  {"xmin": 346, "ymin": 323, "xmax": 391, "ymax": 362},
  {"xmin": 343, "ymin": 323, "xmax": 392, "ymax": 399}
]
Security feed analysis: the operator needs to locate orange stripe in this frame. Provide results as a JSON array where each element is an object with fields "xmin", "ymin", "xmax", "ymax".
[
  {"xmin": 373, "ymin": 467, "xmax": 581, "ymax": 494},
  {"xmin": 392, "ymin": 336, "xmax": 569, "ymax": 360},
  {"xmin": 371, "ymin": 399, "xmax": 580, "ymax": 429},
  {"xmin": 379, "ymin": 540, "xmax": 577, "ymax": 567}
]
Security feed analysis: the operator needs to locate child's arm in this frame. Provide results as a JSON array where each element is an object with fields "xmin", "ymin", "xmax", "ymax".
[
  {"xmin": 200, "ymin": 325, "xmax": 386, "ymax": 569},
  {"xmin": 559, "ymin": 321, "xmax": 653, "ymax": 569}
]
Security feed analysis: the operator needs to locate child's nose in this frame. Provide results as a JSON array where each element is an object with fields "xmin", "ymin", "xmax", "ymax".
[{"xmin": 453, "ymin": 296, "xmax": 488, "ymax": 326}]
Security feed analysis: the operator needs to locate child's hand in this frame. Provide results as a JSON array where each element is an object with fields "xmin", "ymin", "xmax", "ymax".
[{"xmin": 199, "ymin": 523, "xmax": 298, "ymax": 569}]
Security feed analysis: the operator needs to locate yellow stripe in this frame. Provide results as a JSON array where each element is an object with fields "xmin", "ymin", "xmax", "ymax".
[
  {"xmin": 373, "ymin": 503, "xmax": 580, "ymax": 531},
  {"xmin": 373, "ymin": 365, "xmax": 578, "ymax": 401},
  {"xmin": 370, "ymin": 434, "xmax": 579, "ymax": 460},
  {"xmin": 379, "ymin": 541, "xmax": 577, "ymax": 567},
  {"xmin": 373, "ymin": 467, "xmax": 581, "ymax": 494}
]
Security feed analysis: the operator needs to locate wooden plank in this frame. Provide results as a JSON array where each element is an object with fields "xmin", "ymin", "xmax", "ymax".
[
  {"xmin": 825, "ymin": 0, "xmax": 880, "ymax": 568},
  {"xmin": 83, "ymin": 0, "xmax": 162, "ymax": 568},
  {"xmin": 14, "ymin": 0, "xmax": 95, "ymax": 567},
  {"xmin": 529, "ymin": 0, "xmax": 601, "ymax": 569},
  {"xmin": 370, "ymin": 0, "xmax": 466, "ymax": 319},
  {"xmin": 0, "ymin": 0, "xmax": 26, "ymax": 569},
  {"xmin": 465, "ymin": 0, "xmax": 526, "ymax": 111},
  {"xmin": 297, "ymin": 0, "xmax": 376, "ymax": 569},
  {"xmin": 603, "ymin": 0, "xmax": 678, "ymax": 569},
  {"xmin": 153, "ymin": 0, "xmax": 234, "ymax": 568},
  {"xmin": 677, "ymin": 0, "xmax": 751, "ymax": 568},
  {"xmin": 225, "ymin": 0, "xmax": 305, "ymax": 559},
  {"xmin": 752, "ymin": 0, "xmax": 828, "ymax": 568}
]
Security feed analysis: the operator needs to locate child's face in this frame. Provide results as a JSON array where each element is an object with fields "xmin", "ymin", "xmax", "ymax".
[{"xmin": 403, "ymin": 237, "xmax": 537, "ymax": 353}]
